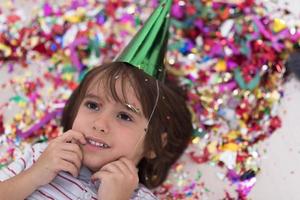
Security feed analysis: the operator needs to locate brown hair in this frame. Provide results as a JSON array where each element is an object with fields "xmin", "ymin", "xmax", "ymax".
[{"xmin": 61, "ymin": 62, "xmax": 193, "ymax": 188}]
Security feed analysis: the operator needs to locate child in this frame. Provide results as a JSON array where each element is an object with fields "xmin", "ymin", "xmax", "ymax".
[
  {"xmin": 0, "ymin": 61, "xmax": 193, "ymax": 199},
  {"xmin": 1, "ymin": 0, "xmax": 192, "ymax": 198}
]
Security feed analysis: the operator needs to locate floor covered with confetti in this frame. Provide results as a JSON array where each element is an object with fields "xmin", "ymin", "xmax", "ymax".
[{"xmin": 1, "ymin": 0, "xmax": 300, "ymax": 199}]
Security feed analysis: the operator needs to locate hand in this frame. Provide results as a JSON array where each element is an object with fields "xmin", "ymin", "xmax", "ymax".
[
  {"xmin": 28, "ymin": 130, "xmax": 86, "ymax": 187},
  {"xmin": 91, "ymin": 157, "xmax": 139, "ymax": 200}
]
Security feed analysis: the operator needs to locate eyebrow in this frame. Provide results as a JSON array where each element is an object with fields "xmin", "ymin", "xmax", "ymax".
[
  {"xmin": 84, "ymin": 93, "xmax": 100, "ymax": 100},
  {"xmin": 84, "ymin": 93, "xmax": 142, "ymax": 116}
]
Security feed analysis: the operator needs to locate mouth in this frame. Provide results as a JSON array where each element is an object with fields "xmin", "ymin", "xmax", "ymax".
[{"xmin": 86, "ymin": 137, "xmax": 110, "ymax": 149}]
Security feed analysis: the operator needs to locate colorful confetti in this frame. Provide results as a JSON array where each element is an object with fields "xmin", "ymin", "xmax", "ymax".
[{"xmin": 1, "ymin": 0, "xmax": 300, "ymax": 199}]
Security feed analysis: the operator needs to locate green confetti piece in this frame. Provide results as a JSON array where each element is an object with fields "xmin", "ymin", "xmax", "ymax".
[
  {"xmin": 9, "ymin": 96, "xmax": 28, "ymax": 103},
  {"xmin": 234, "ymin": 68, "xmax": 260, "ymax": 91},
  {"xmin": 193, "ymin": 129, "xmax": 207, "ymax": 138},
  {"xmin": 78, "ymin": 68, "xmax": 89, "ymax": 82},
  {"xmin": 168, "ymin": 41, "xmax": 184, "ymax": 51},
  {"xmin": 62, "ymin": 64, "xmax": 77, "ymax": 73}
]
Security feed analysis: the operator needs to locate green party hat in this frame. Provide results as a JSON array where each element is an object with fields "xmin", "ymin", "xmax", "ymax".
[{"xmin": 115, "ymin": 0, "xmax": 172, "ymax": 80}]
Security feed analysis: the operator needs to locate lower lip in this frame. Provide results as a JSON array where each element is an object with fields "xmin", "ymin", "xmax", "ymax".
[{"xmin": 84, "ymin": 143, "xmax": 109, "ymax": 151}]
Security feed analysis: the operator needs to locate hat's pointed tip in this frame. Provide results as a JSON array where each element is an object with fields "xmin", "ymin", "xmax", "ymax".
[{"xmin": 115, "ymin": 0, "xmax": 172, "ymax": 80}]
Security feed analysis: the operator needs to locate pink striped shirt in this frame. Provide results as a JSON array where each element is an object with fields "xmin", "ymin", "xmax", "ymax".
[{"xmin": 0, "ymin": 143, "xmax": 158, "ymax": 200}]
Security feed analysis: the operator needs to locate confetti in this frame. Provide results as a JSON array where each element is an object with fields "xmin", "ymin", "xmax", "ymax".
[{"xmin": 0, "ymin": 0, "xmax": 300, "ymax": 199}]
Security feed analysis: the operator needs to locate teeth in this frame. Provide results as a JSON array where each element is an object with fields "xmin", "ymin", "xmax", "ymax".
[{"xmin": 88, "ymin": 139, "xmax": 109, "ymax": 148}]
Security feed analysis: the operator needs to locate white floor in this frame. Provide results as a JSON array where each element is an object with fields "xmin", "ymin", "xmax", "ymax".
[
  {"xmin": 249, "ymin": 77, "xmax": 300, "ymax": 200},
  {"xmin": 195, "ymin": 77, "xmax": 300, "ymax": 199}
]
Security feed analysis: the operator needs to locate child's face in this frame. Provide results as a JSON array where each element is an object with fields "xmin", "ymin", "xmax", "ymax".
[{"xmin": 72, "ymin": 78, "xmax": 148, "ymax": 172}]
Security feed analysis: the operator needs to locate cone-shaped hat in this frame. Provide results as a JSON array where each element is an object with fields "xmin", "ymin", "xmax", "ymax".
[{"xmin": 115, "ymin": 0, "xmax": 172, "ymax": 80}]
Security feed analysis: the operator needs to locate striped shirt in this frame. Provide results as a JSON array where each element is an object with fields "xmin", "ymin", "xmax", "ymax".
[{"xmin": 0, "ymin": 142, "xmax": 158, "ymax": 200}]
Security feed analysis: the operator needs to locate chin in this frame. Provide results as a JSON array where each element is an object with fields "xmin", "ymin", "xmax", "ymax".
[
  {"xmin": 84, "ymin": 163, "xmax": 103, "ymax": 172},
  {"xmin": 82, "ymin": 158, "xmax": 104, "ymax": 172}
]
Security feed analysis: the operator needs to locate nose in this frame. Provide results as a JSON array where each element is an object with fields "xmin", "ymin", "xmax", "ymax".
[
  {"xmin": 92, "ymin": 125, "xmax": 106, "ymax": 133},
  {"xmin": 92, "ymin": 114, "xmax": 109, "ymax": 134}
]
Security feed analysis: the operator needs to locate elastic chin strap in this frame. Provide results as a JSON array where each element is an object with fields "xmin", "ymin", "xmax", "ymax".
[
  {"xmin": 132, "ymin": 80, "xmax": 160, "ymax": 159},
  {"xmin": 145, "ymin": 80, "xmax": 160, "ymax": 130}
]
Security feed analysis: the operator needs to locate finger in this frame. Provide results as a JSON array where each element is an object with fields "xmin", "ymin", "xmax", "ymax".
[
  {"xmin": 59, "ymin": 151, "xmax": 82, "ymax": 171},
  {"xmin": 119, "ymin": 157, "xmax": 138, "ymax": 175},
  {"xmin": 101, "ymin": 162, "xmax": 122, "ymax": 174},
  {"xmin": 71, "ymin": 138, "xmax": 78, "ymax": 144},
  {"xmin": 111, "ymin": 159, "xmax": 134, "ymax": 176},
  {"xmin": 61, "ymin": 143, "xmax": 83, "ymax": 161},
  {"xmin": 91, "ymin": 170, "xmax": 111, "ymax": 182},
  {"xmin": 60, "ymin": 130, "xmax": 87, "ymax": 145},
  {"xmin": 60, "ymin": 160, "xmax": 79, "ymax": 177}
]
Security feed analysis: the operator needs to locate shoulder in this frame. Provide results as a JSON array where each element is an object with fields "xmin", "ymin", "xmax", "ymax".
[
  {"xmin": 0, "ymin": 142, "xmax": 48, "ymax": 181},
  {"xmin": 17, "ymin": 142, "xmax": 48, "ymax": 164},
  {"xmin": 131, "ymin": 184, "xmax": 158, "ymax": 200}
]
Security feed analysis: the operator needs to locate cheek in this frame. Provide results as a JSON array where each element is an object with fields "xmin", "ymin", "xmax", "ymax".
[
  {"xmin": 72, "ymin": 112, "xmax": 86, "ymax": 130},
  {"xmin": 127, "ymin": 134, "xmax": 145, "ymax": 156},
  {"xmin": 71, "ymin": 116, "xmax": 79, "ymax": 130},
  {"xmin": 117, "ymin": 133, "xmax": 143, "ymax": 151}
]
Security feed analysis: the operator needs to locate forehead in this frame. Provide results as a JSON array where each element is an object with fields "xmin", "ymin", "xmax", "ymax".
[{"xmin": 85, "ymin": 73, "xmax": 141, "ymax": 106}]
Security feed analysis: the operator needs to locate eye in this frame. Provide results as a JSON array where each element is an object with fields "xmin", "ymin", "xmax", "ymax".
[
  {"xmin": 84, "ymin": 101, "xmax": 100, "ymax": 111},
  {"xmin": 117, "ymin": 112, "xmax": 133, "ymax": 122}
]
